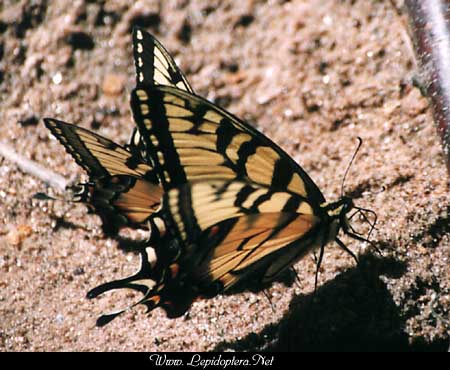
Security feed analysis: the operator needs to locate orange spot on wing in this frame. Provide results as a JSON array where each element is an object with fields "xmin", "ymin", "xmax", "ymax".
[
  {"xmin": 209, "ymin": 225, "xmax": 220, "ymax": 237},
  {"xmin": 169, "ymin": 263, "xmax": 179, "ymax": 278}
]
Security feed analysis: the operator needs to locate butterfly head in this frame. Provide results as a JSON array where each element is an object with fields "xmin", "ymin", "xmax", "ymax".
[
  {"xmin": 333, "ymin": 137, "xmax": 377, "ymax": 246},
  {"xmin": 324, "ymin": 194, "xmax": 377, "ymax": 262},
  {"xmin": 325, "ymin": 196, "xmax": 353, "ymax": 220},
  {"xmin": 339, "ymin": 196, "xmax": 354, "ymax": 224}
]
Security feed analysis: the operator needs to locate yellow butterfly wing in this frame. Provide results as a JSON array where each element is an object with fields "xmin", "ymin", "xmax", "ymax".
[
  {"xmin": 162, "ymin": 179, "xmax": 323, "ymax": 293},
  {"xmin": 129, "ymin": 27, "xmax": 194, "ymax": 157},
  {"xmin": 132, "ymin": 26, "xmax": 194, "ymax": 92},
  {"xmin": 44, "ymin": 118, "xmax": 162, "ymax": 230},
  {"xmin": 87, "ymin": 179, "xmax": 322, "ymax": 322},
  {"xmin": 130, "ymin": 86, "xmax": 326, "ymax": 207},
  {"xmin": 196, "ymin": 212, "xmax": 319, "ymax": 290},
  {"xmin": 45, "ymin": 30, "xmax": 195, "ymax": 231}
]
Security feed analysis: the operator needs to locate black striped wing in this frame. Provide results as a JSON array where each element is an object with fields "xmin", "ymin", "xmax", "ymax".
[
  {"xmin": 44, "ymin": 119, "xmax": 163, "ymax": 231},
  {"xmin": 119, "ymin": 86, "xmax": 330, "ymax": 315},
  {"xmin": 162, "ymin": 180, "xmax": 323, "ymax": 292},
  {"xmin": 132, "ymin": 27, "xmax": 193, "ymax": 92},
  {"xmin": 88, "ymin": 179, "xmax": 323, "ymax": 322},
  {"xmin": 45, "ymin": 119, "xmax": 153, "ymax": 179},
  {"xmin": 87, "ymin": 84, "xmax": 330, "ymax": 320},
  {"xmin": 85, "ymin": 34, "xmax": 331, "ymax": 322},
  {"xmin": 86, "ymin": 242, "xmax": 188, "ymax": 325},
  {"xmin": 129, "ymin": 27, "xmax": 194, "ymax": 157},
  {"xmin": 130, "ymin": 86, "xmax": 325, "ymax": 207},
  {"xmin": 45, "ymin": 30, "xmax": 194, "ymax": 231}
]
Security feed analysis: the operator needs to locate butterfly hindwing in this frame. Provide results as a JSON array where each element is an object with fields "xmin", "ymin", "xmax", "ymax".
[
  {"xmin": 161, "ymin": 179, "xmax": 322, "ymax": 293},
  {"xmin": 44, "ymin": 118, "xmax": 153, "ymax": 179},
  {"xmin": 87, "ymin": 235, "xmax": 199, "ymax": 323},
  {"xmin": 197, "ymin": 212, "xmax": 319, "ymax": 289},
  {"xmin": 89, "ymin": 178, "xmax": 323, "ymax": 320}
]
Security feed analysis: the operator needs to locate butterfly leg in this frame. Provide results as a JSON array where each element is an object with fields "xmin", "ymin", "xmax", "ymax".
[
  {"xmin": 262, "ymin": 289, "xmax": 275, "ymax": 313},
  {"xmin": 291, "ymin": 266, "xmax": 303, "ymax": 290},
  {"xmin": 341, "ymin": 225, "xmax": 382, "ymax": 256},
  {"xmin": 335, "ymin": 237, "xmax": 359, "ymax": 264},
  {"xmin": 313, "ymin": 244, "xmax": 326, "ymax": 292}
]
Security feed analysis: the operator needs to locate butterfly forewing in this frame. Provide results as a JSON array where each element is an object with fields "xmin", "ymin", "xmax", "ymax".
[
  {"xmin": 44, "ymin": 119, "xmax": 163, "ymax": 230},
  {"xmin": 130, "ymin": 27, "xmax": 195, "ymax": 156},
  {"xmin": 44, "ymin": 119, "xmax": 152, "ymax": 179},
  {"xmin": 130, "ymin": 86, "xmax": 326, "ymax": 210},
  {"xmin": 132, "ymin": 27, "xmax": 194, "ymax": 92},
  {"xmin": 44, "ymin": 29, "xmax": 195, "ymax": 231},
  {"xmin": 198, "ymin": 212, "xmax": 319, "ymax": 289}
]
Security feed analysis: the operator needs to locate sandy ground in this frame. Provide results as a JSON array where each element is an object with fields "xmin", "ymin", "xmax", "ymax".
[{"xmin": 0, "ymin": 0, "xmax": 449, "ymax": 351}]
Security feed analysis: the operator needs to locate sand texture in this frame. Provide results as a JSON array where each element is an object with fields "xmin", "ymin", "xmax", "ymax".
[{"xmin": 0, "ymin": 0, "xmax": 449, "ymax": 351}]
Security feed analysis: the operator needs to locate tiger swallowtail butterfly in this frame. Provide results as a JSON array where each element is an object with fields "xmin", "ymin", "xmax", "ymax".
[{"xmin": 87, "ymin": 85, "xmax": 375, "ymax": 325}]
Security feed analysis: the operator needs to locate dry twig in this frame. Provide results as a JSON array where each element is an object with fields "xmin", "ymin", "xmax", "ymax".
[
  {"xmin": 405, "ymin": 0, "xmax": 450, "ymax": 174},
  {"xmin": 0, "ymin": 142, "xmax": 68, "ymax": 191}
]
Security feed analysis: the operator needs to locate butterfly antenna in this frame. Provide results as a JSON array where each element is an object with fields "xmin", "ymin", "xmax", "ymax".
[{"xmin": 341, "ymin": 137, "xmax": 363, "ymax": 197}]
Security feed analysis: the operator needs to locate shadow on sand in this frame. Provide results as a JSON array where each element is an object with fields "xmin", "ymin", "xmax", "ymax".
[{"xmin": 213, "ymin": 251, "xmax": 448, "ymax": 352}]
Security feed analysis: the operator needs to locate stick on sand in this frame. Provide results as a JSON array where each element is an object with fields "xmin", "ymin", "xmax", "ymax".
[{"xmin": 0, "ymin": 142, "xmax": 68, "ymax": 191}]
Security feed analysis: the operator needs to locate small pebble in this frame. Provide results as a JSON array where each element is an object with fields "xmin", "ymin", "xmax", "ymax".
[
  {"xmin": 102, "ymin": 74, "xmax": 125, "ymax": 96},
  {"xmin": 55, "ymin": 314, "xmax": 65, "ymax": 324},
  {"xmin": 52, "ymin": 72, "xmax": 62, "ymax": 85},
  {"xmin": 7, "ymin": 225, "xmax": 33, "ymax": 247}
]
